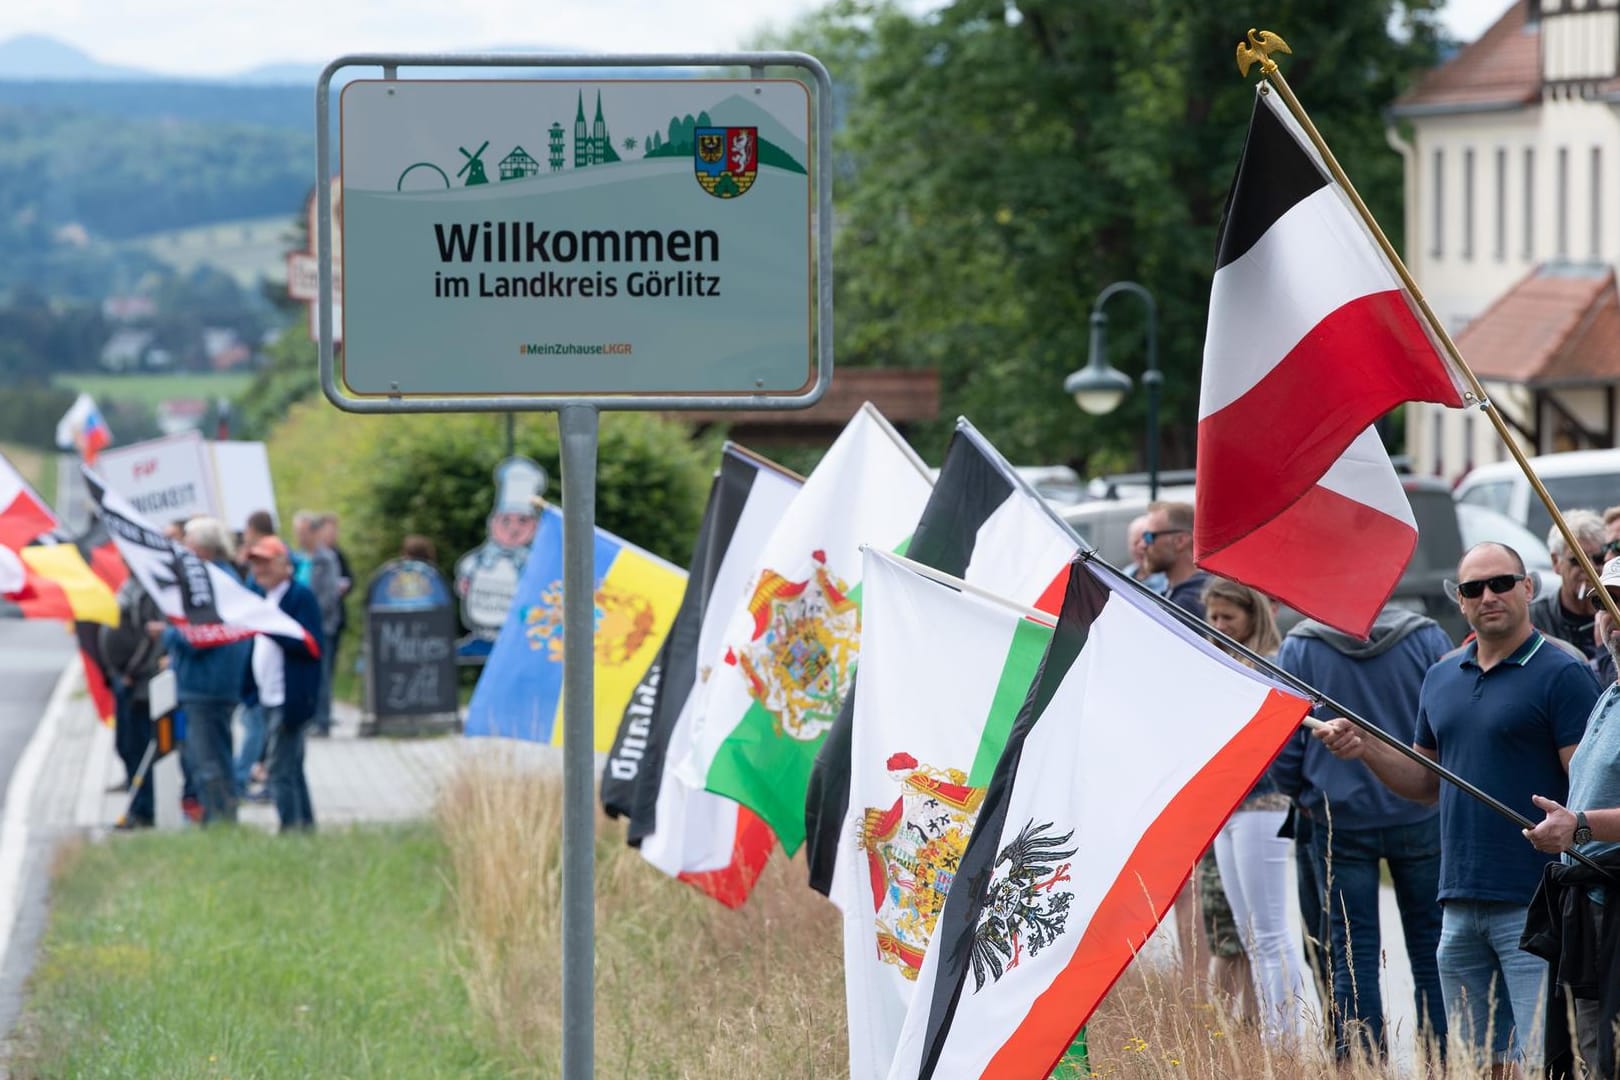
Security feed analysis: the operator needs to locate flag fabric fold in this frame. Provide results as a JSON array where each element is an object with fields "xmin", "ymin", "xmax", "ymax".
[
  {"xmin": 84, "ymin": 468, "xmax": 316, "ymax": 653},
  {"xmin": 838, "ymin": 549, "xmax": 1056, "ymax": 1079},
  {"xmin": 1195, "ymin": 84, "xmax": 1467, "ymax": 637},
  {"xmin": 0, "ymin": 547, "xmax": 22, "ymax": 597},
  {"xmin": 886, "ymin": 559, "xmax": 1312, "ymax": 1079},
  {"xmin": 682, "ymin": 404, "xmax": 933, "ymax": 854},
  {"xmin": 0, "ymin": 453, "xmax": 58, "ymax": 551},
  {"xmin": 805, "ymin": 418, "xmax": 1078, "ymax": 901},
  {"xmin": 631, "ymin": 445, "xmax": 802, "ymax": 907},
  {"xmin": 16, "ymin": 545, "xmax": 119, "ymax": 626},
  {"xmin": 465, "ymin": 504, "xmax": 687, "ymax": 751}
]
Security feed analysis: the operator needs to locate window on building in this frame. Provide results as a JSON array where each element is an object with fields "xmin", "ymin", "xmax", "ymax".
[
  {"xmin": 1431, "ymin": 148, "xmax": 1444, "ymax": 258},
  {"xmin": 1462, "ymin": 149, "xmax": 1475, "ymax": 260},
  {"xmin": 1494, "ymin": 148, "xmax": 1507, "ymax": 261},
  {"xmin": 1592, "ymin": 146, "xmax": 1603, "ymax": 259},
  {"xmin": 1523, "ymin": 147, "xmax": 1535, "ymax": 259},
  {"xmin": 1558, "ymin": 146, "xmax": 1569, "ymax": 258}
]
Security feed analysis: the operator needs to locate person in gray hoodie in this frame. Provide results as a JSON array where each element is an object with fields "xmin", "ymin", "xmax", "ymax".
[{"xmin": 1270, "ymin": 606, "xmax": 1453, "ymax": 1064}]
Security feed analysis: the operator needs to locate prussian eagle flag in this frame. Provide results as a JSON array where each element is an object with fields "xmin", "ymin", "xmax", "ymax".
[
  {"xmin": 83, "ymin": 468, "xmax": 317, "ymax": 653},
  {"xmin": 1195, "ymin": 84, "xmax": 1466, "ymax": 638},
  {"xmin": 626, "ymin": 445, "xmax": 802, "ymax": 908},
  {"xmin": 682, "ymin": 403, "xmax": 933, "ymax": 854},
  {"xmin": 0, "ymin": 453, "xmax": 58, "ymax": 551},
  {"xmin": 805, "ymin": 418, "xmax": 1078, "ymax": 902},
  {"xmin": 885, "ymin": 558, "xmax": 1312, "ymax": 1080},
  {"xmin": 465, "ymin": 505, "xmax": 687, "ymax": 750},
  {"xmin": 837, "ymin": 549, "xmax": 1057, "ymax": 1080}
]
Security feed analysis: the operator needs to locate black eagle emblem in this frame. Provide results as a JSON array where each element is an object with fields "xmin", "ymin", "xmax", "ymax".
[{"xmin": 969, "ymin": 819, "xmax": 1077, "ymax": 992}]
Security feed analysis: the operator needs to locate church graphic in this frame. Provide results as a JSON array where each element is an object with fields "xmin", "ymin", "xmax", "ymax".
[{"xmin": 571, "ymin": 90, "xmax": 621, "ymax": 169}]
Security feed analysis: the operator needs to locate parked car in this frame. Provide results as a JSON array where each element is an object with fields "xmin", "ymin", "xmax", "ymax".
[
  {"xmin": 1454, "ymin": 448, "xmax": 1620, "ymax": 540},
  {"xmin": 1058, "ymin": 476, "xmax": 1551, "ymax": 644}
]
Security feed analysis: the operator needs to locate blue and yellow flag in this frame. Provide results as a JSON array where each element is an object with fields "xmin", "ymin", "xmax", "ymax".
[{"xmin": 464, "ymin": 506, "xmax": 687, "ymax": 750}]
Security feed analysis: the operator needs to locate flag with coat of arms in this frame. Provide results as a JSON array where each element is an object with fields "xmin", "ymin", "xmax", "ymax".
[
  {"xmin": 464, "ymin": 504, "xmax": 687, "ymax": 751},
  {"xmin": 680, "ymin": 403, "xmax": 934, "ymax": 854}
]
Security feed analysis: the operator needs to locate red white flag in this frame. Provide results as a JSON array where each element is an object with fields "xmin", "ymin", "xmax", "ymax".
[
  {"xmin": 0, "ymin": 454, "xmax": 58, "ymax": 551},
  {"xmin": 1195, "ymin": 85, "xmax": 1467, "ymax": 637},
  {"xmin": 83, "ymin": 467, "xmax": 318, "ymax": 654}
]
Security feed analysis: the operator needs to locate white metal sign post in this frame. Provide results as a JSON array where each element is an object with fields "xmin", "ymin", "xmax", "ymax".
[{"xmin": 318, "ymin": 53, "xmax": 831, "ymax": 1080}]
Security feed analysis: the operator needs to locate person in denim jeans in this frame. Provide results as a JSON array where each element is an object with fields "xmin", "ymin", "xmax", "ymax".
[
  {"xmin": 1272, "ymin": 605, "xmax": 1453, "ymax": 1064},
  {"xmin": 149, "ymin": 517, "xmax": 252, "ymax": 826},
  {"xmin": 243, "ymin": 535, "xmax": 323, "ymax": 831},
  {"xmin": 1317, "ymin": 543, "xmax": 1597, "ymax": 1074}
]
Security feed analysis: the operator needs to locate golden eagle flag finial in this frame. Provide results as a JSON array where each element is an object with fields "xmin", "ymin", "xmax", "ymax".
[{"xmin": 1236, "ymin": 28, "xmax": 1292, "ymax": 78}]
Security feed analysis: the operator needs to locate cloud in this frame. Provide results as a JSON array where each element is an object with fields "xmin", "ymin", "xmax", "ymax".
[{"xmin": 0, "ymin": 0, "xmax": 828, "ymax": 77}]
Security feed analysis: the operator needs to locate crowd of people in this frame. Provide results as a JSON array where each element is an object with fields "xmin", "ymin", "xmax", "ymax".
[
  {"xmin": 1127, "ymin": 499, "xmax": 1620, "ymax": 1077},
  {"xmin": 101, "ymin": 510, "xmax": 352, "ymax": 834}
]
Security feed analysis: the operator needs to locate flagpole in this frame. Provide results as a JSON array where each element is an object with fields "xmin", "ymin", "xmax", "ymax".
[
  {"xmin": 1083, "ymin": 549, "xmax": 1614, "ymax": 876},
  {"xmin": 721, "ymin": 440, "xmax": 807, "ymax": 483},
  {"xmin": 871, "ymin": 547, "xmax": 1059, "ymax": 627},
  {"xmin": 1235, "ymin": 28, "xmax": 1620, "ymax": 638}
]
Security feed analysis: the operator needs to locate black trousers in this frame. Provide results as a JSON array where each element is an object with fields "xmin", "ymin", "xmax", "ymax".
[{"xmin": 113, "ymin": 685, "xmax": 154, "ymax": 822}]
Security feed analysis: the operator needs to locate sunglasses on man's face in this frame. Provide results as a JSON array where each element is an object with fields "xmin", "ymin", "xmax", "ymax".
[
  {"xmin": 1604, "ymin": 540, "xmax": 1620, "ymax": 561},
  {"xmin": 1454, "ymin": 573, "xmax": 1526, "ymax": 600},
  {"xmin": 1141, "ymin": 529, "xmax": 1187, "ymax": 546}
]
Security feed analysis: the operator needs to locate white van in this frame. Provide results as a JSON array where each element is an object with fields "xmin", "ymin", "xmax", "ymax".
[{"xmin": 1453, "ymin": 449, "xmax": 1620, "ymax": 540}]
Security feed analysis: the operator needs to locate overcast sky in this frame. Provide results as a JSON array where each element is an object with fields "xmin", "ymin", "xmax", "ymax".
[{"xmin": 0, "ymin": 0, "xmax": 1518, "ymax": 78}]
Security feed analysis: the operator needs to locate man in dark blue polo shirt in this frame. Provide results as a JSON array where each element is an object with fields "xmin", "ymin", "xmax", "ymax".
[{"xmin": 1315, "ymin": 542, "xmax": 1596, "ymax": 1073}]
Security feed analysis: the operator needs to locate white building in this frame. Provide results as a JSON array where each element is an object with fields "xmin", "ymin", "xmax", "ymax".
[{"xmin": 1395, "ymin": 0, "xmax": 1620, "ymax": 480}]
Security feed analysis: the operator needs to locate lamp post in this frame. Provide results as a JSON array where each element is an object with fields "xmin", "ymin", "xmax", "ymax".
[{"xmin": 1062, "ymin": 280, "xmax": 1162, "ymax": 501}]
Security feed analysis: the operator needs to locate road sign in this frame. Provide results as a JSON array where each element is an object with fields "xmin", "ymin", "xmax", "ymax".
[
  {"xmin": 326, "ymin": 65, "xmax": 829, "ymax": 410},
  {"xmin": 315, "ymin": 54, "xmax": 833, "ymax": 1080}
]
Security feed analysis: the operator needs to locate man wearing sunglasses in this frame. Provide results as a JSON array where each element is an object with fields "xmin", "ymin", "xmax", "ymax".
[
  {"xmin": 1532, "ymin": 510, "xmax": 1607, "ymax": 666},
  {"xmin": 1315, "ymin": 542, "xmax": 1598, "ymax": 1074},
  {"xmin": 1141, "ymin": 500, "xmax": 1208, "ymax": 619}
]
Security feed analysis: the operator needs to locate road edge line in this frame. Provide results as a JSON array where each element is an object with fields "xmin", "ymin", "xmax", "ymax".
[{"xmin": 0, "ymin": 658, "xmax": 79, "ymax": 968}]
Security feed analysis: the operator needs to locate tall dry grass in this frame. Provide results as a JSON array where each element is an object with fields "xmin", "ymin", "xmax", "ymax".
[
  {"xmin": 438, "ymin": 759, "xmax": 1529, "ymax": 1079},
  {"xmin": 438, "ymin": 757, "xmax": 846, "ymax": 1078}
]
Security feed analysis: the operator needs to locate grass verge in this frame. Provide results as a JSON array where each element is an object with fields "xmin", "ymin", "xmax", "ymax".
[
  {"xmin": 14, "ymin": 760, "xmax": 1474, "ymax": 1079},
  {"xmin": 52, "ymin": 373, "xmax": 255, "ymax": 410},
  {"xmin": 11, "ymin": 825, "xmax": 503, "ymax": 1080}
]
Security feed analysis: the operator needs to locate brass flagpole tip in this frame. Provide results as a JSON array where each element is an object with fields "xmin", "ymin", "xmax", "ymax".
[{"xmin": 1236, "ymin": 28, "xmax": 1292, "ymax": 78}]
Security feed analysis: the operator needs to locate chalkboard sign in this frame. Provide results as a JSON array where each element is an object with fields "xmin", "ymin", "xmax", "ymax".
[{"xmin": 365, "ymin": 560, "xmax": 458, "ymax": 721}]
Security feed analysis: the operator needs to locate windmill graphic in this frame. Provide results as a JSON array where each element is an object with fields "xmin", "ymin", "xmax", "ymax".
[{"xmin": 457, "ymin": 141, "xmax": 490, "ymax": 186}]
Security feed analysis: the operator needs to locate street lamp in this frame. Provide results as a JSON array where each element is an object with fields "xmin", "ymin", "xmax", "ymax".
[{"xmin": 1062, "ymin": 280, "xmax": 1163, "ymax": 500}]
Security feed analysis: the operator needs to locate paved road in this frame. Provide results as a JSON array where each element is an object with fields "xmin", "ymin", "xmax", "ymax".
[{"xmin": 0, "ymin": 620, "xmax": 77, "ymax": 1040}]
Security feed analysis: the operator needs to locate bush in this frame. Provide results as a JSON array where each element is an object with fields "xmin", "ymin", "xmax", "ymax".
[{"xmin": 264, "ymin": 399, "xmax": 715, "ymax": 600}]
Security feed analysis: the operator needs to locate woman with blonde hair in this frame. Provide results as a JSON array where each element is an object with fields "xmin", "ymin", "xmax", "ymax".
[{"xmin": 1202, "ymin": 577, "xmax": 1314, "ymax": 1047}]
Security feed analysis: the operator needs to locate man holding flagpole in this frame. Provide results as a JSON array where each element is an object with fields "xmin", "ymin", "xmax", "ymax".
[
  {"xmin": 1317, "ymin": 543, "xmax": 1596, "ymax": 1073},
  {"xmin": 146, "ymin": 517, "xmax": 252, "ymax": 825}
]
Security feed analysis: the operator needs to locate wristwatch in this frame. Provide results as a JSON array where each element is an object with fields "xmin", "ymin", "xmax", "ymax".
[{"xmin": 1574, "ymin": 811, "xmax": 1593, "ymax": 847}]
